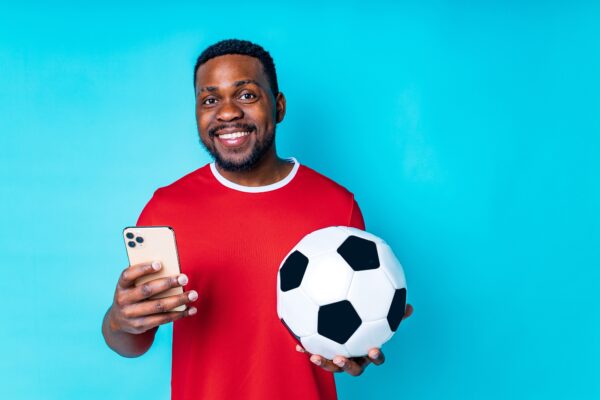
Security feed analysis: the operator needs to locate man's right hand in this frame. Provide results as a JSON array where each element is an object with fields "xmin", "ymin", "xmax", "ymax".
[{"xmin": 107, "ymin": 261, "xmax": 198, "ymax": 335}]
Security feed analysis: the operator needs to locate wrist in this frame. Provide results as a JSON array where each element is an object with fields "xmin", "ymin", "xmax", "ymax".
[{"xmin": 106, "ymin": 306, "xmax": 123, "ymax": 334}]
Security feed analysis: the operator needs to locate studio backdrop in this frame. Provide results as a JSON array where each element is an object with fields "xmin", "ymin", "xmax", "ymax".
[{"xmin": 0, "ymin": 2, "xmax": 598, "ymax": 399}]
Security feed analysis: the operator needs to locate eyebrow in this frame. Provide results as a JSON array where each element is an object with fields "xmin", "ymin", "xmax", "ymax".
[{"xmin": 198, "ymin": 79, "xmax": 261, "ymax": 93}]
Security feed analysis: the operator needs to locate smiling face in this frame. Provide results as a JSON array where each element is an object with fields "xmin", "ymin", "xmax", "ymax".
[{"xmin": 195, "ymin": 54, "xmax": 286, "ymax": 172}]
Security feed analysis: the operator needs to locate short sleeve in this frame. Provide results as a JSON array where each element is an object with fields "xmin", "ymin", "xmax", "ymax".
[
  {"xmin": 348, "ymin": 197, "xmax": 366, "ymax": 230},
  {"xmin": 136, "ymin": 192, "xmax": 159, "ymax": 226}
]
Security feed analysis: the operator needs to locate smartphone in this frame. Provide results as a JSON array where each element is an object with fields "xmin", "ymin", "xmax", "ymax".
[{"xmin": 123, "ymin": 226, "xmax": 185, "ymax": 312}]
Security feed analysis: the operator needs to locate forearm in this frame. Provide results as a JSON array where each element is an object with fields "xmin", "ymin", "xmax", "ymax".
[{"xmin": 102, "ymin": 307, "xmax": 157, "ymax": 358}]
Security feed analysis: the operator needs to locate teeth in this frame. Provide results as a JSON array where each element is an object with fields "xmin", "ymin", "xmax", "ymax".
[{"xmin": 219, "ymin": 131, "xmax": 250, "ymax": 139}]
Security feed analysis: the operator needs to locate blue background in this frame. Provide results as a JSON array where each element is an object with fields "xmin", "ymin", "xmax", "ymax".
[{"xmin": 1, "ymin": 1, "xmax": 598, "ymax": 399}]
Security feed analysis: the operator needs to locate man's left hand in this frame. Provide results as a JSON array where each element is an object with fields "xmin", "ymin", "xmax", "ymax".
[{"xmin": 295, "ymin": 304, "xmax": 413, "ymax": 376}]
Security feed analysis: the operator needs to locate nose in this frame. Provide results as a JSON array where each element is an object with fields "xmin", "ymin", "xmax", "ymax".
[{"xmin": 216, "ymin": 99, "xmax": 243, "ymax": 122}]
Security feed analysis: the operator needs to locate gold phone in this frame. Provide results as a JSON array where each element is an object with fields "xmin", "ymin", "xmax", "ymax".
[{"xmin": 123, "ymin": 226, "xmax": 185, "ymax": 312}]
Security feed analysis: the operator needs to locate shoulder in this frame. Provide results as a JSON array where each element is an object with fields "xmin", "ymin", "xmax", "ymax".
[
  {"xmin": 142, "ymin": 164, "xmax": 213, "ymax": 210},
  {"xmin": 293, "ymin": 164, "xmax": 359, "ymax": 215},
  {"xmin": 296, "ymin": 164, "xmax": 355, "ymax": 198},
  {"xmin": 136, "ymin": 164, "xmax": 213, "ymax": 225},
  {"xmin": 292, "ymin": 163, "xmax": 363, "ymax": 228},
  {"xmin": 152, "ymin": 164, "xmax": 212, "ymax": 199}
]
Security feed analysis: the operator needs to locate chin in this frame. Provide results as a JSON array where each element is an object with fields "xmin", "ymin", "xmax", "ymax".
[
  {"xmin": 204, "ymin": 130, "xmax": 275, "ymax": 172},
  {"xmin": 214, "ymin": 150, "xmax": 260, "ymax": 172}
]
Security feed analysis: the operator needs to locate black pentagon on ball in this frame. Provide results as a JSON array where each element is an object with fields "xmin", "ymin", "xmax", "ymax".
[
  {"xmin": 336, "ymin": 235, "xmax": 380, "ymax": 271},
  {"xmin": 280, "ymin": 250, "xmax": 309, "ymax": 292},
  {"xmin": 387, "ymin": 288, "xmax": 407, "ymax": 331},
  {"xmin": 318, "ymin": 300, "xmax": 362, "ymax": 344}
]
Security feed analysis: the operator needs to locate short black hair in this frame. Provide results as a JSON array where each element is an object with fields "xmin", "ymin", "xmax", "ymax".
[{"xmin": 193, "ymin": 39, "xmax": 279, "ymax": 96}]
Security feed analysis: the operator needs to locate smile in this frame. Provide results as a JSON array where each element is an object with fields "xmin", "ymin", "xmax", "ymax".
[
  {"xmin": 217, "ymin": 131, "xmax": 251, "ymax": 139},
  {"xmin": 215, "ymin": 130, "xmax": 254, "ymax": 148}
]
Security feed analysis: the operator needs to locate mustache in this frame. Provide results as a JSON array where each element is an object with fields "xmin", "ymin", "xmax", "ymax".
[{"xmin": 208, "ymin": 123, "xmax": 257, "ymax": 138}]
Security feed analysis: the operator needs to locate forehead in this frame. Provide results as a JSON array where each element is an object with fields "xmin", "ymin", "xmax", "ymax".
[{"xmin": 195, "ymin": 54, "xmax": 269, "ymax": 90}]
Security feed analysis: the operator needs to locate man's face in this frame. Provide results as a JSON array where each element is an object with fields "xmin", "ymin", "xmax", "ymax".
[{"xmin": 195, "ymin": 54, "xmax": 285, "ymax": 171}]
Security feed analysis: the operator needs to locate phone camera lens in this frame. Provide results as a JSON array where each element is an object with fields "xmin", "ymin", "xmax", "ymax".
[
  {"xmin": 126, "ymin": 232, "xmax": 134, "ymax": 239},
  {"xmin": 128, "ymin": 241, "xmax": 136, "ymax": 248},
  {"xmin": 135, "ymin": 236, "xmax": 144, "ymax": 243}
]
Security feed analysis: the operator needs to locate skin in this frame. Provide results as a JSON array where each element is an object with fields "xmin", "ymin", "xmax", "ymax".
[
  {"xmin": 195, "ymin": 54, "xmax": 292, "ymax": 186},
  {"xmin": 102, "ymin": 261, "xmax": 198, "ymax": 357},
  {"xmin": 102, "ymin": 54, "xmax": 414, "ymax": 376}
]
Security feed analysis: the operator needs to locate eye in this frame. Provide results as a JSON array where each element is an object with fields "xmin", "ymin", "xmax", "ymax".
[
  {"xmin": 239, "ymin": 92, "xmax": 257, "ymax": 101},
  {"xmin": 202, "ymin": 97, "xmax": 218, "ymax": 106}
]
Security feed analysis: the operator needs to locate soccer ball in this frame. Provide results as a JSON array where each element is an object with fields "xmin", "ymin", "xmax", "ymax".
[{"xmin": 277, "ymin": 226, "xmax": 407, "ymax": 359}]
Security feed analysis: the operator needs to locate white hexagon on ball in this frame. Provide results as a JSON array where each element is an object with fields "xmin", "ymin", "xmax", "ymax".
[
  {"xmin": 277, "ymin": 287, "xmax": 318, "ymax": 337},
  {"xmin": 377, "ymin": 242, "xmax": 407, "ymax": 290},
  {"xmin": 301, "ymin": 252, "xmax": 354, "ymax": 306},
  {"xmin": 344, "ymin": 319, "xmax": 394, "ymax": 356},
  {"xmin": 294, "ymin": 226, "xmax": 350, "ymax": 258},
  {"xmin": 301, "ymin": 333, "xmax": 351, "ymax": 360},
  {"xmin": 346, "ymin": 268, "xmax": 396, "ymax": 321}
]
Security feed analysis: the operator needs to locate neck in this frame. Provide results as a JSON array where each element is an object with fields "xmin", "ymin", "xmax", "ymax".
[{"xmin": 215, "ymin": 148, "xmax": 294, "ymax": 187}]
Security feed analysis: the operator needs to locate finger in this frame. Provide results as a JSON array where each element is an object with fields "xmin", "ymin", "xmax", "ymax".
[
  {"xmin": 126, "ymin": 274, "xmax": 188, "ymax": 303},
  {"xmin": 403, "ymin": 303, "xmax": 414, "ymax": 320},
  {"xmin": 129, "ymin": 306, "xmax": 197, "ymax": 333},
  {"xmin": 309, "ymin": 355, "xmax": 342, "ymax": 373},
  {"xmin": 295, "ymin": 344, "xmax": 306, "ymax": 353},
  {"xmin": 333, "ymin": 356, "xmax": 369, "ymax": 376},
  {"xmin": 368, "ymin": 348, "xmax": 386, "ymax": 365},
  {"xmin": 122, "ymin": 290, "xmax": 198, "ymax": 318},
  {"xmin": 118, "ymin": 261, "xmax": 162, "ymax": 288}
]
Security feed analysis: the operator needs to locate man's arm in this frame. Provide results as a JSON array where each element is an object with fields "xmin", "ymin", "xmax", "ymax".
[{"xmin": 102, "ymin": 261, "xmax": 198, "ymax": 357}]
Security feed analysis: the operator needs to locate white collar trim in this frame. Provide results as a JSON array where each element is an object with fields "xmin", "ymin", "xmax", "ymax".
[{"xmin": 210, "ymin": 157, "xmax": 300, "ymax": 193}]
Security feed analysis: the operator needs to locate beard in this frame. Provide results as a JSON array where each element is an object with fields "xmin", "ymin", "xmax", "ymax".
[{"xmin": 200, "ymin": 123, "xmax": 276, "ymax": 172}]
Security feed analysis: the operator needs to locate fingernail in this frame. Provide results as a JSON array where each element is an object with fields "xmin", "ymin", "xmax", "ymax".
[
  {"xmin": 188, "ymin": 290, "xmax": 198, "ymax": 301},
  {"xmin": 152, "ymin": 261, "xmax": 161, "ymax": 271},
  {"xmin": 178, "ymin": 274, "xmax": 188, "ymax": 285},
  {"xmin": 310, "ymin": 356, "xmax": 321, "ymax": 366},
  {"xmin": 295, "ymin": 345, "xmax": 304, "ymax": 353},
  {"xmin": 333, "ymin": 359, "xmax": 345, "ymax": 368},
  {"xmin": 188, "ymin": 307, "xmax": 197, "ymax": 315},
  {"xmin": 370, "ymin": 350, "xmax": 380, "ymax": 360}
]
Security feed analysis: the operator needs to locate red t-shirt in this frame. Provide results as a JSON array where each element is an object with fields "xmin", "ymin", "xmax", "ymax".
[{"xmin": 137, "ymin": 159, "xmax": 365, "ymax": 400}]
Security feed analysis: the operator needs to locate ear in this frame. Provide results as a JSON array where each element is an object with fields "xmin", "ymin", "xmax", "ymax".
[{"xmin": 275, "ymin": 92, "xmax": 287, "ymax": 123}]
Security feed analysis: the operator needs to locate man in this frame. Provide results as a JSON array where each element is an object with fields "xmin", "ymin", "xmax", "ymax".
[{"xmin": 102, "ymin": 39, "xmax": 413, "ymax": 399}]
